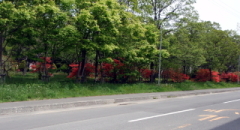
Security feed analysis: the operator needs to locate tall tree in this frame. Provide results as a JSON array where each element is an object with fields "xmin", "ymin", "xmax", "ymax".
[
  {"xmin": 136, "ymin": 0, "xmax": 197, "ymax": 82},
  {"xmin": 202, "ymin": 26, "xmax": 240, "ymax": 73},
  {"xmin": 166, "ymin": 20, "xmax": 206, "ymax": 74},
  {"xmin": 74, "ymin": 0, "xmax": 124, "ymax": 82},
  {"xmin": 0, "ymin": 1, "xmax": 32, "ymax": 75},
  {"xmin": 29, "ymin": 1, "xmax": 68, "ymax": 78}
]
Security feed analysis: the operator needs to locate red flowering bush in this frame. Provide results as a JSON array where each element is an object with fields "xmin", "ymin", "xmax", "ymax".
[
  {"xmin": 67, "ymin": 64, "xmax": 78, "ymax": 78},
  {"xmin": 67, "ymin": 63, "xmax": 94, "ymax": 78},
  {"xmin": 30, "ymin": 57, "xmax": 56, "ymax": 76},
  {"xmin": 229, "ymin": 73, "xmax": 238, "ymax": 82},
  {"xmin": 181, "ymin": 73, "xmax": 191, "ymax": 80},
  {"xmin": 100, "ymin": 59, "xmax": 126, "ymax": 82},
  {"xmin": 113, "ymin": 59, "xmax": 124, "ymax": 69},
  {"xmin": 100, "ymin": 63, "xmax": 114, "ymax": 78},
  {"xmin": 162, "ymin": 69, "xmax": 173, "ymax": 81},
  {"xmin": 195, "ymin": 69, "xmax": 220, "ymax": 82},
  {"xmin": 232, "ymin": 72, "xmax": 240, "ymax": 82},
  {"xmin": 220, "ymin": 72, "xmax": 239, "ymax": 82},
  {"xmin": 140, "ymin": 69, "xmax": 153, "ymax": 79},
  {"xmin": 212, "ymin": 71, "xmax": 220, "ymax": 82},
  {"xmin": 220, "ymin": 72, "xmax": 229, "ymax": 82},
  {"xmin": 161, "ymin": 69, "xmax": 190, "ymax": 82},
  {"xmin": 170, "ymin": 72, "xmax": 190, "ymax": 82},
  {"xmin": 67, "ymin": 59, "xmax": 130, "ymax": 82},
  {"xmin": 195, "ymin": 69, "xmax": 211, "ymax": 82}
]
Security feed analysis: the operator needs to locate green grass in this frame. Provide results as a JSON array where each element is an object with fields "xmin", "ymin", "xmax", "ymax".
[{"xmin": 0, "ymin": 72, "xmax": 240, "ymax": 103}]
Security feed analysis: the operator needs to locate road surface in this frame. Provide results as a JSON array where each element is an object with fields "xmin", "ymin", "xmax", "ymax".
[{"xmin": 0, "ymin": 91, "xmax": 240, "ymax": 130}]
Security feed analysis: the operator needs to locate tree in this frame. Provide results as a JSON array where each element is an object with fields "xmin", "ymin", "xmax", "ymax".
[
  {"xmin": 115, "ymin": 21, "xmax": 165, "ymax": 82},
  {"xmin": 0, "ymin": 1, "xmax": 32, "ymax": 75},
  {"xmin": 202, "ymin": 28, "xmax": 240, "ymax": 73},
  {"xmin": 133, "ymin": 0, "xmax": 197, "ymax": 82},
  {"xmin": 72, "ymin": 0, "xmax": 123, "ymax": 82},
  {"xmin": 29, "ymin": 1, "xmax": 68, "ymax": 79},
  {"xmin": 166, "ymin": 20, "xmax": 206, "ymax": 75}
]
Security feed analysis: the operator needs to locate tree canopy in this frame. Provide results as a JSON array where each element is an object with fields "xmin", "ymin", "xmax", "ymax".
[{"xmin": 0, "ymin": 0, "xmax": 240, "ymax": 83}]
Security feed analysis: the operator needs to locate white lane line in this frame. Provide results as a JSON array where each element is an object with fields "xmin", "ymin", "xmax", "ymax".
[
  {"xmin": 224, "ymin": 99, "xmax": 240, "ymax": 104},
  {"xmin": 128, "ymin": 109, "xmax": 195, "ymax": 123}
]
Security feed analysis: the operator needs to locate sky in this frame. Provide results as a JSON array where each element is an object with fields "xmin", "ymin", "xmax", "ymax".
[{"xmin": 193, "ymin": 0, "xmax": 240, "ymax": 32}]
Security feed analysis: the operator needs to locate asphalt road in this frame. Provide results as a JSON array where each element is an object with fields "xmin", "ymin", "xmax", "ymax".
[{"xmin": 0, "ymin": 91, "xmax": 240, "ymax": 130}]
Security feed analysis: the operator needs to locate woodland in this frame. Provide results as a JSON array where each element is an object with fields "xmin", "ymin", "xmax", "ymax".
[{"xmin": 1, "ymin": 0, "xmax": 240, "ymax": 83}]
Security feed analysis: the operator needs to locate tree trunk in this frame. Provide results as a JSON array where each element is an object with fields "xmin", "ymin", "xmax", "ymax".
[
  {"xmin": 51, "ymin": 51, "xmax": 55, "ymax": 69},
  {"xmin": 80, "ymin": 50, "xmax": 87, "ymax": 83},
  {"xmin": 150, "ymin": 62, "xmax": 155, "ymax": 82},
  {"xmin": 100, "ymin": 63, "xmax": 105, "ymax": 83},
  {"xmin": 44, "ymin": 45, "xmax": 48, "ymax": 76},
  {"xmin": 138, "ymin": 67, "xmax": 142, "ymax": 82},
  {"xmin": 183, "ymin": 60, "xmax": 186, "ymax": 74},
  {"xmin": 0, "ymin": 33, "xmax": 4, "ymax": 74},
  {"xmin": 112, "ymin": 69, "xmax": 117, "ymax": 83},
  {"xmin": 209, "ymin": 68, "xmax": 212, "ymax": 81},
  {"xmin": 41, "ymin": 44, "xmax": 50, "ymax": 82},
  {"xmin": 76, "ymin": 60, "xmax": 81, "ymax": 82},
  {"xmin": 23, "ymin": 60, "xmax": 28, "ymax": 75},
  {"xmin": 94, "ymin": 50, "xmax": 99, "ymax": 82}
]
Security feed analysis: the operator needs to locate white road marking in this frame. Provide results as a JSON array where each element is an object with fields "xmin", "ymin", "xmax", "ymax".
[
  {"xmin": 128, "ymin": 109, "xmax": 195, "ymax": 122},
  {"xmin": 223, "ymin": 99, "xmax": 240, "ymax": 104}
]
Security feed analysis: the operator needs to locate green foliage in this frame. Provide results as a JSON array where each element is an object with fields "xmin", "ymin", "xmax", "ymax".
[
  {"xmin": 59, "ymin": 64, "xmax": 68, "ymax": 70},
  {"xmin": 165, "ymin": 20, "xmax": 206, "ymax": 72},
  {"xmin": 0, "ymin": 0, "xmax": 240, "ymax": 84},
  {"xmin": 18, "ymin": 60, "xmax": 26, "ymax": 69},
  {"xmin": 200, "ymin": 22, "xmax": 240, "ymax": 72}
]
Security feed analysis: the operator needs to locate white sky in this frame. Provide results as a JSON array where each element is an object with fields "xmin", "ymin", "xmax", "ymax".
[{"xmin": 193, "ymin": 0, "xmax": 240, "ymax": 32}]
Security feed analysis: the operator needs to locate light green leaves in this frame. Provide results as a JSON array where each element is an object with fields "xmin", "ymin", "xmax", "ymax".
[{"xmin": 77, "ymin": 9, "xmax": 99, "ymax": 31}]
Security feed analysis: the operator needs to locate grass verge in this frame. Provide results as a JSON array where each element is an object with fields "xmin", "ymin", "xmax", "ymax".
[{"xmin": 0, "ymin": 73, "xmax": 240, "ymax": 103}]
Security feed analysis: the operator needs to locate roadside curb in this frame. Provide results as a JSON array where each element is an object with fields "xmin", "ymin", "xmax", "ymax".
[
  {"xmin": 1, "ymin": 88, "xmax": 240, "ymax": 115},
  {"xmin": 0, "ymin": 99, "xmax": 115, "ymax": 115}
]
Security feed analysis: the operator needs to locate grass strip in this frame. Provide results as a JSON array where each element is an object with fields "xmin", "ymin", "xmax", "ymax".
[{"xmin": 0, "ymin": 73, "xmax": 240, "ymax": 103}]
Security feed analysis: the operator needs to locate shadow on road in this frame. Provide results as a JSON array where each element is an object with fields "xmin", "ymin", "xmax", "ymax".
[{"xmin": 211, "ymin": 117, "xmax": 240, "ymax": 130}]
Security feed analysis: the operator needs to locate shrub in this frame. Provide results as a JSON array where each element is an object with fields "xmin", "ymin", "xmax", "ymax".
[
  {"xmin": 220, "ymin": 72, "xmax": 239, "ymax": 82},
  {"xmin": 30, "ymin": 57, "xmax": 56, "ymax": 77},
  {"xmin": 67, "ymin": 63, "xmax": 94, "ymax": 78},
  {"xmin": 140, "ymin": 69, "xmax": 153, "ymax": 79},
  {"xmin": 195, "ymin": 69, "xmax": 220, "ymax": 82},
  {"xmin": 161, "ymin": 69, "xmax": 190, "ymax": 82}
]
